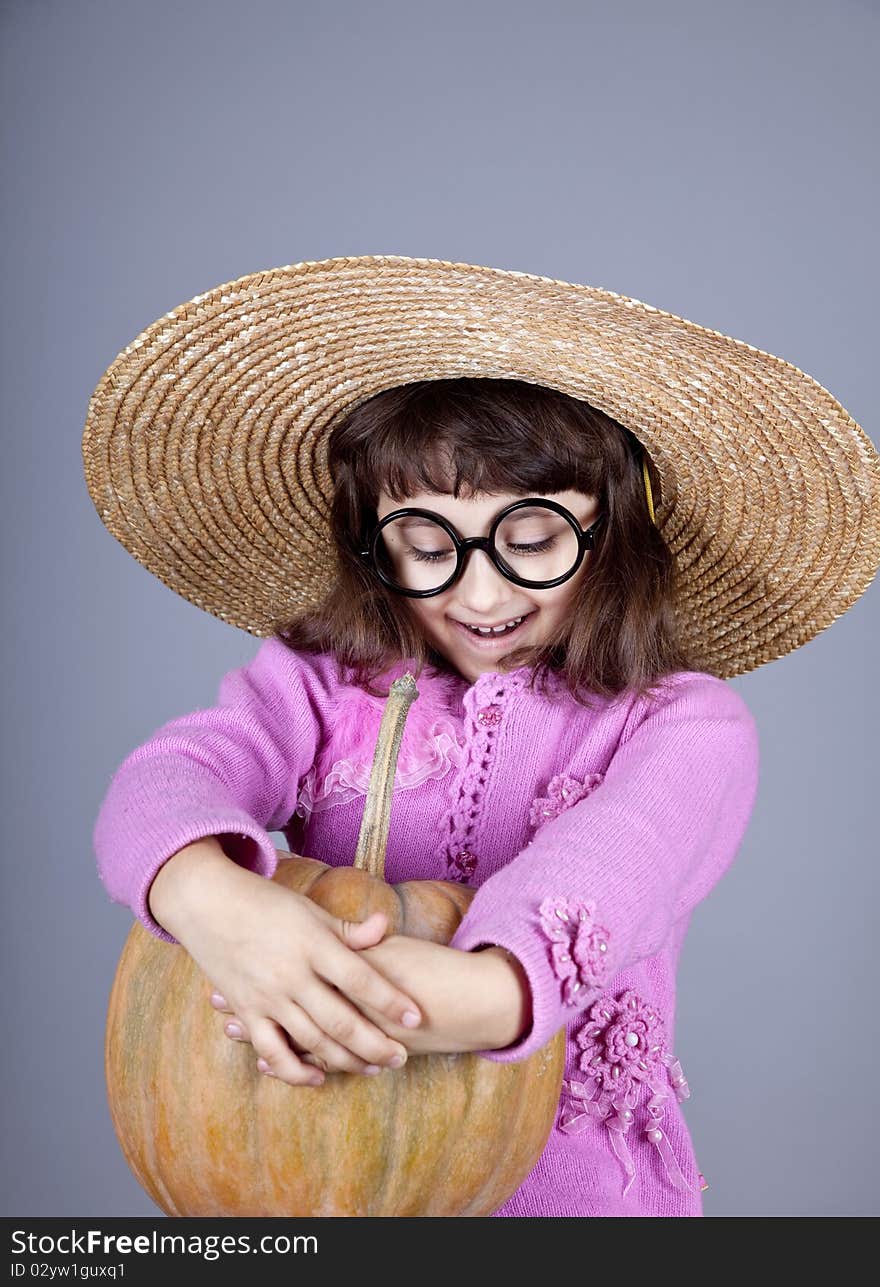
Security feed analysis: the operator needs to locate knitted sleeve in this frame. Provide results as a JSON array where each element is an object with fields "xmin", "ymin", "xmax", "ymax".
[
  {"xmin": 92, "ymin": 639, "xmax": 326, "ymax": 945},
  {"xmin": 447, "ymin": 672, "xmax": 760, "ymax": 1062}
]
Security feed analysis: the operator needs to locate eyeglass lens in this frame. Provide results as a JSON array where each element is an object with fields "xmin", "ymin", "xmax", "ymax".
[{"xmin": 374, "ymin": 503, "xmax": 581, "ymax": 593}]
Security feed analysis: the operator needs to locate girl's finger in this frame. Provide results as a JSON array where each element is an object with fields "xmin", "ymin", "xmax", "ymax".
[
  {"xmin": 247, "ymin": 991, "xmax": 397, "ymax": 1076},
  {"xmin": 247, "ymin": 1015, "xmax": 327, "ymax": 1088},
  {"xmin": 210, "ymin": 987, "xmax": 389, "ymax": 1070},
  {"xmin": 220, "ymin": 1009, "xmax": 379, "ymax": 1077},
  {"xmin": 291, "ymin": 983, "xmax": 408, "ymax": 1071},
  {"xmin": 319, "ymin": 941, "xmax": 422, "ymax": 1033},
  {"xmin": 253, "ymin": 994, "xmax": 379, "ymax": 1075},
  {"xmin": 241, "ymin": 1001, "xmax": 379, "ymax": 1081},
  {"xmin": 342, "ymin": 910, "xmax": 390, "ymax": 947}
]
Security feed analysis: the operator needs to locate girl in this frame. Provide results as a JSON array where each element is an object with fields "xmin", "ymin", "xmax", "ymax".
[{"xmin": 86, "ymin": 255, "xmax": 880, "ymax": 1218}]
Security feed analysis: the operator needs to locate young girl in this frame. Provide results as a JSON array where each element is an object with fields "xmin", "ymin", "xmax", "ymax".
[{"xmin": 85, "ymin": 255, "xmax": 880, "ymax": 1218}]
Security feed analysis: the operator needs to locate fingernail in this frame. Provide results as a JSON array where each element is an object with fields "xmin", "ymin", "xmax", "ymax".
[
  {"xmin": 308, "ymin": 1075, "xmax": 325, "ymax": 1087},
  {"xmin": 388, "ymin": 1054, "xmax": 406, "ymax": 1068},
  {"xmin": 256, "ymin": 1059, "xmax": 276, "ymax": 1076},
  {"xmin": 211, "ymin": 992, "xmax": 227, "ymax": 1007},
  {"xmin": 362, "ymin": 1065, "xmax": 382, "ymax": 1076},
  {"xmin": 401, "ymin": 1010, "xmax": 420, "ymax": 1027},
  {"xmin": 225, "ymin": 1022, "xmax": 242, "ymax": 1038}
]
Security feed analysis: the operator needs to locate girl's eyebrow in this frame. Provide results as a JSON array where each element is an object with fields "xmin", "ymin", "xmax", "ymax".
[
  {"xmin": 397, "ymin": 515, "xmax": 443, "ymax": 530},
  {"xmin": 396, "ymin": 504, "xmax": 558, "ymax": 530}
]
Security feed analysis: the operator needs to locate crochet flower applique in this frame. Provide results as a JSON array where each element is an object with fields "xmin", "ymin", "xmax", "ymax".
[
  {"xmin": 539, "ymin": 896, "xmax": 611, "ymax": 1005},
  {"xmin": 529, "ymin": 772, "xmax": 604, "ymax": 832},
  {"xmin": 559, "ymin": 989, "xmax": 701, "ymax": 1198}
]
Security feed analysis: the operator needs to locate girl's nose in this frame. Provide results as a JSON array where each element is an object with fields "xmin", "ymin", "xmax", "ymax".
[{"xmin": 454, "ymin": 547, "xmax": 513, "ymax": 608}]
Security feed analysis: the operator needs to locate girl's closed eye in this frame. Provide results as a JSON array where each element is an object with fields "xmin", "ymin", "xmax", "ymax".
[
  {"xmin": 408, "ymin": 537, "xmax": 557, "ymax": 563},
  {"xmin": 409, "ymin": 545, "xmax": 454, "ymax": 564}
]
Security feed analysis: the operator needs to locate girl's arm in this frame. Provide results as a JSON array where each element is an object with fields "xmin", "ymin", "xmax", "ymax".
[
  {"xmin": 352, "ymin": 938, "xmax": 532, "ymax": 1055},
  {"xmin": 93, "ymin": 638, "xmax": 328, "ymax": 944},
  {"xmin": 442, "ymin": 671, "xmax": 760, "ymax": 1063},
  {"xmin": 95, "ymin": 649, "xmax": 431, "ymax": 1083},
  {"xmin": 146, "ymin": 835, "xmax": 238, "ymax": 937}
]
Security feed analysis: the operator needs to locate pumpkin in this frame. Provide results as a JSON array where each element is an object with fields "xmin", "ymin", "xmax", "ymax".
[{"xmin": 105, "ymin": 674, "xmax": 566, "ymax": 1216}]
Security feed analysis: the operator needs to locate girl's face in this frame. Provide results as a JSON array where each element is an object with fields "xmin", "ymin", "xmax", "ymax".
[{"xmin": 375, "ymin": 486, "xmax": 600, "ymax": 682}]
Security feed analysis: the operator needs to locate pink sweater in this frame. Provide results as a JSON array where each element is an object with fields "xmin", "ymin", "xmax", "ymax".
[{"xmin": 93, "ymin": 640, "xmax": 759, "ymax": 1217}]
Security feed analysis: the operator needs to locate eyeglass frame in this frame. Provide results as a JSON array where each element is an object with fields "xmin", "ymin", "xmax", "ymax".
[{"xmin": 359, "ymin": 497, "xmax": 604, "ymax": 598}]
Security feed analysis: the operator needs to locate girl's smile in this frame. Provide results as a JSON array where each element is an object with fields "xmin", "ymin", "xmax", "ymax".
[
  {"xmin": 375, "ymin": 487, "xmax": 599, "ymax": 682},
  {"xmin": 449, "ymin": 609, "xmax": 537, "ymax": 648}
]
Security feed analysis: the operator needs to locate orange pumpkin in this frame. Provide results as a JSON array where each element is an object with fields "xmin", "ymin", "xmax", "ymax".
[{"xmin": 104, "ymin": 675, "xmax": 565, "ymax": 1216}]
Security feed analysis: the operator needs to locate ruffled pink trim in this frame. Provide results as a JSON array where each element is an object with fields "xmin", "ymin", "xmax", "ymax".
[
  {"xmin": 296, "ymin": 721, "xmax": 464, "ymax": 819},
  {"xmin": 294, "ymin": 664, "xmax": 468, "ymax": 822}
]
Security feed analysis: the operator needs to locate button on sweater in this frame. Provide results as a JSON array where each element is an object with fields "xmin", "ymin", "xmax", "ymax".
[{"xmin": 92, "ymin": 639, "xmax": 760, "ymax": 1217}]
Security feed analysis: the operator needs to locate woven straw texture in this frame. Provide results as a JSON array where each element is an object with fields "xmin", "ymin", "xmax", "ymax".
[{"xmin": 82, "ymin": 254, "xmax": 880, "ymax": 679}]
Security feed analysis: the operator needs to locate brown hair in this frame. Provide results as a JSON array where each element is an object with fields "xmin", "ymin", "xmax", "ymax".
[{"xmin": 272, "ymin": 378, "xmax": 703, "ymax": 708}]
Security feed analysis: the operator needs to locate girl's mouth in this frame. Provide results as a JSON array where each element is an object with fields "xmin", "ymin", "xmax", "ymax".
[{"xmin": 449, "ymin": 611, "xmax": 536, "ymax": 649}]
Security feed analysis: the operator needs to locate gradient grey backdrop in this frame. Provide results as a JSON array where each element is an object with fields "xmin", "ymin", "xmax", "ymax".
[{"xmin": 2, "ymin": 0, "xmax": 877, "ymax": 1218}]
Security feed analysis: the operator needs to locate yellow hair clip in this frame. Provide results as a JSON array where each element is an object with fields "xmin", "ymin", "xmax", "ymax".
[{"xmin": 642, "ymin": 452, "xmax": 657, "ymax": 526}]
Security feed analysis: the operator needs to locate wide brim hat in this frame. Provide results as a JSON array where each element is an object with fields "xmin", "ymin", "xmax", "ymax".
[{"xmin": 82, "ymin": 253, "xmax": 880, "ymax": 680}]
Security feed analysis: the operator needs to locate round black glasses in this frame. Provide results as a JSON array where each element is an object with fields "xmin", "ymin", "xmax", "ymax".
[{"xmin": 359, "ymin": 498, "xmax": 604, "ymax": 598}]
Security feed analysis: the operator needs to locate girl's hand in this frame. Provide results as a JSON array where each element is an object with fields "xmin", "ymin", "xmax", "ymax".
[
  {"xmin": 218, "ymin": 932, "xmax": 530, "ymax": 1061},
  {"xmin": 353, "ymin": 936, "xmax": 532, "ymax": 1056},
  {"xmin": 165, "ymin": 858, "xmax": 423, "ymax": 1087},
  {"xmin": 212, "ymin": 937, "xmax": 531, "ymax": 1059}
]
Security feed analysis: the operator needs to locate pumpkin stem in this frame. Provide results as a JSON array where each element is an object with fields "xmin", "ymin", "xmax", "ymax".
[{"xmin": 352, "ymin": 672, "xmax": 420, "ymax": 878}]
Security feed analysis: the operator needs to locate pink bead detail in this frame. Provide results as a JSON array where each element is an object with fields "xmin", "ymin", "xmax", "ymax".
[
  {"xmin": 529, "ymin": 772, "xmax": 604, "ymax": 830},
  {"xmin": 538, "ymin": 895, "xmax": 611, "ymax": 1004},
  {"xmin": 572, "ymin": 990, "xmax": 670, "ymax": 1096},
  {"xmin": 448, "ymin": 849, "xmax": 479, "ymax": 882},
  {"xmin": 476, "ymin": 704, "xmax": 503, "ymax": 727},
  {"xmin": 557, "ymin": 989, "xmax": 700, "ymax": 1199}
]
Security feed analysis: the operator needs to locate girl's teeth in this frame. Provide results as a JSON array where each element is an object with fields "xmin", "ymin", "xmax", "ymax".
[{"xmin": 465, "ymin": 616, "xmax": 525, "ymax": 635}]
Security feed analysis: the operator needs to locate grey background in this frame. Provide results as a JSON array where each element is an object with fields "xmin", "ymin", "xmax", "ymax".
[{"xmin": 2, "ymin": 0, "xmax": 877, "ymax": 1218}]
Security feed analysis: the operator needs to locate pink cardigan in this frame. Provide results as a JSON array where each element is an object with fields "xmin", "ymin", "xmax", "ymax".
[{"xmin": 93, "ymin": 639, "xmax": 759, "ymax": 1217}]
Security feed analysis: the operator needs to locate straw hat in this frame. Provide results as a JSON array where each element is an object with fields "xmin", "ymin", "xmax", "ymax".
[{"xmin": 82, "ymin": 253, "xmax": 880, "ymax": 679}]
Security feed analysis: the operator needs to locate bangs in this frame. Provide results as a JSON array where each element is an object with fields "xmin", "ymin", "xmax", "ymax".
[{"xmin": 348, "ymin": 378, "xmax": 617, "ymax": 505}]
